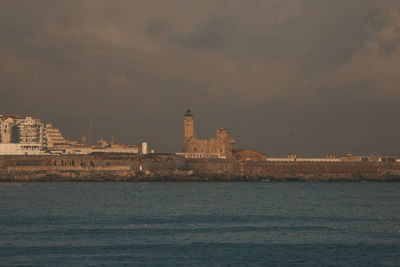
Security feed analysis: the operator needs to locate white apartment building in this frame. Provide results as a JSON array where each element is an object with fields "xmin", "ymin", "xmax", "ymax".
[
  {"xmin": 0, "ymin": 115, "xmax": 46, "ymax": 152},
  {"xmin": 1, "ymin": 114, "xmax": 149, "ymax": 156},
  {"xmin": 45, "ymin": 124, "xmax": 66, "ymax": 148},
  {"xmin": 12, "ymin": 117, "xmax": 46, "ymax": 148}
]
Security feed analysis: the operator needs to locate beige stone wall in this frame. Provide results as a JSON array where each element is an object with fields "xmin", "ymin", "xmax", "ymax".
[
  {"xmin": 182, "ymin": 138, "xmax": 234, "ymax": 158},
  {"xmin": 1, "ymin": 155, "xmax": 400, "ymax": 182}
]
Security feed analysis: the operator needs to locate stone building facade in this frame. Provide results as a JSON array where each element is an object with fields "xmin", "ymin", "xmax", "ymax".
[
  {"xmin": 181, "ymin": 110, "xmax": 236, "ymax": 159},
  {"xmin": 233, "ymin": 149, "xmax": 267, "ymax": 161}
]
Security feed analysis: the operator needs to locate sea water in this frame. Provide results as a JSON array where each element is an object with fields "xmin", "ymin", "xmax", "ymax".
[{"xmin": 0, "ymin": 182, "xmax": 399, "ymax": 266}]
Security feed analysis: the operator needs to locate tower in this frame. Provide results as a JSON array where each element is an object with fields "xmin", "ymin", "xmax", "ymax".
[{"xmin": 184, "ymin": 109, "xmax": 194, "ymax": 140}]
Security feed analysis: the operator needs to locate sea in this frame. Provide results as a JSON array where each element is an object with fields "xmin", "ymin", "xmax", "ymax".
[{"xmin": 0, "ymin": 182, "xmax": 399, "ymax": 266}]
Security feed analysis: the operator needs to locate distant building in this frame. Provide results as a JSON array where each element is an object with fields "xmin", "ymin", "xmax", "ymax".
[
  {"xmin": 11, "ymin": 117, "xmax": 46, "ymax": 149},
  {"xmin": 176, "ymin": 152, "xmax": 220, "ymax": 159},
  {"xmin": 0, "ymin": 113, "xmax": 149, "ymax": 155},
  {"xmin": 0, "ymin": 143, "xmax": 43, "ymax": 155},
  {"xmin": 97, "ymin": 138, "xmax": 109, "ymax": 147},
  {"xmin": 63, "ymin": 144, "xmax": 139, "ymax": 155},
  {"xmin": 181, "ymin": 109, "xmax": 236, "ymax": 159},
  {"xmin": 141, "ymin": 142, "xmax": 148, "ymax": 155},
  {"xmin": 233, "ymin": 149, "xmax": 267, "ymax": 161},
  {"xmin": 0, "ymin": 115, "xmax": 46, "ymax": 154},
  {"xmin": 267, "ymin": 154, "xmax": 340, "ymax": 162},
  {"xmin": 0, "ymin": 115, "xmax": 46, "ymax": 148},
  {"xmin": 45, "ymin": 124, "xmax": 67, "ymax": 148},
  {"xmin": 340, "ymin": 154, "xmax": 396, "ymax": 162},
  {"xmin": 0, "ymin": 115, "xmax": 19, "ymax": 143}
]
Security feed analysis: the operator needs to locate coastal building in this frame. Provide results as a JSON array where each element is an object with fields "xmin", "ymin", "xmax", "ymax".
[
  {"xmin": 0, "ymin": 113, "xmax": 151, "ymax": 155},
  {"xmin": 0, "ymin": 143, "xmax": 43, "ymax": 155},
  {"xmin": 0, "ymin": 115, "xmax": 20, "ymax": 143},
  {"xmin": 11, "ymin": 117, "xmax": 46, "ymax": 149},
  {"xmin": 340, "ymin": 154, "xmax": 396, "ymax": 162},
  {"xmin": 58, "ymin": 137, "xmax": 147, "ymax": 155},
  {"xmin": 0, "ymin": 115, "xmax": 46, "ymax": 154},
  {"xmin": 63, "ymin": 145, "xmax": 140, "ymax": 155},
  {"xmin": 45, "ymin": 124, "xmax": 67, "ymax": 149},
  {"xmin": 267, "ymin": 154, "xmax": 341, "ymax": 162},
  {"xmin": 141, "ymin": 142, "xmax": 148, "ymax": 155},
  {"xmin": 0, "ymin": 115, "xmax": 47, "ymax": 154},
  {"xmin": 233, "ymin": 149, "xmax": 267, "ymax": 161},
  {"xmin": 181, "ymin": 109, "xmax": 236, "ymax": 159}
]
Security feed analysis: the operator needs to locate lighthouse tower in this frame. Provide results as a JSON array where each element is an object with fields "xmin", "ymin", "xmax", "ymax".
[{"xmin": 184, "ymin": 109, "xmax": 194, "ymax": 140}]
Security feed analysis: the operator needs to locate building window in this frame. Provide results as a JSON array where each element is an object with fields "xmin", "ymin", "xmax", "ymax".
[
  {"xmin": 194, "ymin": 147, "xmax": 197, "ymax": 152},
  {"xmin": 220, "ymin": 148, "xmax": 223, "ymax": 153}
]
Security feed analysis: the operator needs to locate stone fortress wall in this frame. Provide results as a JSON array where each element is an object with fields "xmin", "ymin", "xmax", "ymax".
[{"xmin": 1, "ymin": 154, "xmax": 400, "ymax": 182}]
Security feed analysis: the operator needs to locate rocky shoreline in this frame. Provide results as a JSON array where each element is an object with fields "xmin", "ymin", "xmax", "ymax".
[{"xmin": 1, "ymin": 154, "xmax": 400, "ymax": 182}]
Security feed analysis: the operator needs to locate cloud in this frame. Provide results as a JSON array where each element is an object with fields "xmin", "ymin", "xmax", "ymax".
[
  {"xmin": 315, "ymin": 7, "xmax": 400, "ymax": 98},
  {"xmin": 0, "ymin": 0, "xmax": 399, "ymax": 155}
]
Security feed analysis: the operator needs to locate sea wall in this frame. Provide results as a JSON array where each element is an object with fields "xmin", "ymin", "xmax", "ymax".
[
  {"xmin": 1, "ymin": 154, "xmax": 400, "ymax": 182},
  {"xmin": 187, "ymin": 160, "xmax": 400, "ymax": 181}
]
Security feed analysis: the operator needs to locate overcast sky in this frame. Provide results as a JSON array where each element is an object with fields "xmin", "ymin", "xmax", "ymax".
[{"xmin": 1, "ymin": 0, "xmax": 400, "ymax": 156}]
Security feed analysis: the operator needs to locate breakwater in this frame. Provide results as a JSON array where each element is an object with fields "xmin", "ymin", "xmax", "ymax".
[{"xmin": 1, "ymin": 154, "xmax": 400, "ymax": 182}]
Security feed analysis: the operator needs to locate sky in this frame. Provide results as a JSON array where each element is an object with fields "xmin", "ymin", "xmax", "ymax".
[{"xmin": 1, "ymin": 0, "xmax": 400, "ymax": 157}]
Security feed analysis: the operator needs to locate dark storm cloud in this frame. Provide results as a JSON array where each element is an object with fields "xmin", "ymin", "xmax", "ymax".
[
  {"xmin": 364, "ymin": 8, "xmax": 400, "ymax": 54},
  {"xmin": 0, "ymin": 0, "xmax": 399, "ymax": 156},
  {"xmin": 147, "ymin": 20, "xmax": 171, "ymax": 35}
]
